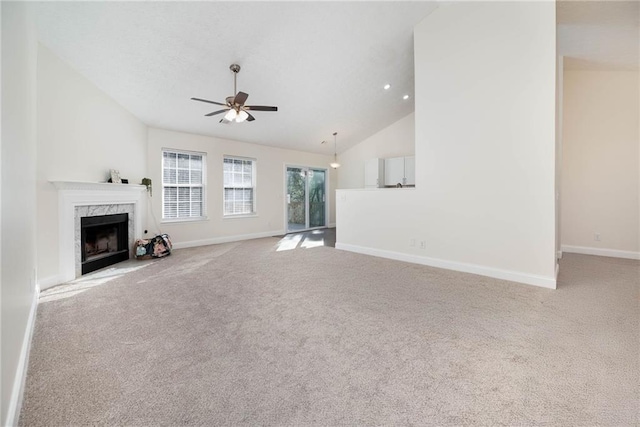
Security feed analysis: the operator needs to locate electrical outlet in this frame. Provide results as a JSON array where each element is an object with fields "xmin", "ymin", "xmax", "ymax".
[
  {"xmin": 410, "ymin": 239, "xmax": 416, "ymax": 247},
  {"xmin": 420, "ymin": 241, "xmax": 426, "ymax": 250},
  {"xmin": 594, "ymin": 233, "xmax": 601, "ymax": 242}
]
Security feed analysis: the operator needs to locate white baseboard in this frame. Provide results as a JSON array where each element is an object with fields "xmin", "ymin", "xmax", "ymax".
[
  {"xmin": 172, "ymin": 230, "xmax": 284, "ymax": 250},
  {"xmin": 561, "ymin": 245, "xmax": 640, "ymax": 260},
  {"xmin": 37, "ymin": 274, "xmax": 62, "ymax": 291},
  {"xmin": 329, "ymin": 223, "xmax": 336, "ymax": 228},
  {"xmin": 336, "ymin": 243, "xmax": 557, "ymax": 289},
  {"xmin": 557, "ymin": 250, "xmax": 563, "ymax": 260},
  {"xmin": 5, "ymin": 285, "xmax": 39, "ymax": 427}
]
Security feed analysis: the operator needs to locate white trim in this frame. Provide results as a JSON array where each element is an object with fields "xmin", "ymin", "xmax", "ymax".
[
  {"xmin": 171, "ymin": 230, "xmax": 283, "ymax": 250},
  {"xmin": 161, "ymin": 216, "xmax": 209, "ymax": 224},
  {"xmin": 561, "ymin": 245, "xmax": 640, "ymax": 260},
  {"xmin": 161, "ymin": 149, "xmax": 207, "ymax": 221},
  {"xmin": 283, "ymin": 164, "xmax": 330, "ymax": 232},
  {"xmin": 52, "ymin": 181, "xmax": 146, "ymax": 192},
  {"xmin": 5, "ymin": 285, "xmax": 40, "ymax": 427},
  {"xmin": 37, "ymin": 275, "xmax": 62, "ymax": 291},
  {"xmin": 329, "ymin": 223, "xmax": 336, "ymax": 228},
  {"xmin": 223, "ymin": 213, "xmax": 258, "ymax": 220},
  {"xmin": 336, "ymin": 243, "xmax": 557, "ymax": 289},
  {"xmin": 223, "ymin": 156, "xmax": 256, "ymax": 217},
  {"xmin": 52, "ymin": 181, "xmax": 146, "ymax": 284},
  {"xmin": 557, "ymin": 250, "xmax": 563, "ymax": 260}
]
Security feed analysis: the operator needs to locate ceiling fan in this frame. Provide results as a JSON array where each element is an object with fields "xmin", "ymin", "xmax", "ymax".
[{"xmin": 191, "ymin": 64, "xmax": 278, "ymax": 123}]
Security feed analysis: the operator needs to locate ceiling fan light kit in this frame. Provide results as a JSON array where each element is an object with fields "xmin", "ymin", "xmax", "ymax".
[
  {"xmin": 224, "ymin": 109, "xmax": 237, "ymax": 121},
  {"xmin": 191, "ymin": 64, "xmax": 278, "ymax": 124},
  {"xmin": 236, "ymin": 110, "xmax": 249, "ymax": 123}
]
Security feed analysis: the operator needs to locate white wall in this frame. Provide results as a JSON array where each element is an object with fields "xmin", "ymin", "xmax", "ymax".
[
  {"xmin": 1, "ymin": 2, "xmax": 39, "ymax": 425},
  {"xmin": 36, "ymin": 45, "xmax": 148, "ymax": 284},
  {"xmin": 147, "ymin": 128, "xmax": 336, "ymax": 247},
  {"xmin": 338, "ymin": 113, "xmax": 415, "ymax": 189},
  {"xmin": 561, "ymin": 70, "xmax": 640, "ymax": 258},
  {"xmin": 337, "ymin": 2, "xmax": 557, "ymax": 288},
  {"xmin": 556, "ymin": 56, "xmax": 564, "ymax": 260}
]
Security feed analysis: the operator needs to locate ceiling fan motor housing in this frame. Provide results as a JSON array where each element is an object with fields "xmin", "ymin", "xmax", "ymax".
[{"xmin": 191, "ymin": 63, "xmax": 277, "ymax": 123}]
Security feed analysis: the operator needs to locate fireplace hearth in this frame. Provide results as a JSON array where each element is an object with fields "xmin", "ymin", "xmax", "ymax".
[{"xmin": 81, "ymin": 213, "xmax": 129, "ymax": 275}]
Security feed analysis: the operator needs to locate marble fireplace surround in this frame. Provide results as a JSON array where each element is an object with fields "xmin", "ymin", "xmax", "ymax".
[
  {"xmin": 75, "ymin": 204, "xmax": 134, "ymax": 277},
  {"xmin": 52, "ymin": 181, "xmax": 146, "ymax": 284}
]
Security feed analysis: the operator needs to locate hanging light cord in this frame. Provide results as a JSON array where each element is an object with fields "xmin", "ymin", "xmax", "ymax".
[{"xmin": 330, "ymin": 132, "xmax": 340, "ymax": 169}]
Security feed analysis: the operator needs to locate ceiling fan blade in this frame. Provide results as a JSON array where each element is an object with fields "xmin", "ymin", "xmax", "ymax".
[
  {"xmin": 205, "ymin": 109, "xmax": 228, "ymax": 117},
  {"xmin": 246, "ymin": 112, "xmax": 256, "ymax": 122},
  {"xmin": 191, "ymin": 97, "xmax": 226, "ymax": 106},
  {"xmin": 245, "ymin": 105, "xmax": 278, "ymax": 112},
  {"xmin": 219, "ymin": 118, "xmax": 231, "ymax": 124},
  {"xmin": 233, "ymin": 91, "xmax": 249, "ymax": 106}
]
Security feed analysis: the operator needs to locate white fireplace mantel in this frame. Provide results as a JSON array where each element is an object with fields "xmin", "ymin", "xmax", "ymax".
[
  {"xmin": 52, "ymin": 180, "xmax": 147, "ymax": 192},
  {"xmin": 52, "ymin": 181, "xmax": 147, "ymax": 285}
]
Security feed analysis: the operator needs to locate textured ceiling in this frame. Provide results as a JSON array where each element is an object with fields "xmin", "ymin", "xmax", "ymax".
[
  {"xmin": 30, "ymin": 1, "xmax": 638, "ymax": 155},
  {"xmin": 30, "ymin": 1, "xmax": 438, "ymax": 155},
  {"xmin": 557, "ymin": 0, "xmax": 639, "ymax": 70}
]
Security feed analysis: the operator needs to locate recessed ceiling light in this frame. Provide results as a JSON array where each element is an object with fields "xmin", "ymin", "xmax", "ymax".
[
  {"xmin": 403, "ymin": 94, "xmax": 409, "ymax": 100},
  {"xmin": 383, "ymin": 84, "xmax": 391, "ymax": 90}
]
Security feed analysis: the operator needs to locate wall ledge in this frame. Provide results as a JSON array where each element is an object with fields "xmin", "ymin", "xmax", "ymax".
[
  {"xmin": 561, "ymin": 245, "xmax": 640, "ymax": 260},
  {"xmin": 336, "ymin": 242, "xmax": 557, "ymax": 289}
]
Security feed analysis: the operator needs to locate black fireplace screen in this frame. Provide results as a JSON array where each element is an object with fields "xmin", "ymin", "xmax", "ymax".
[{"xmin": 81, "ymin": 213, "xmax": 129, "ymax": 274}]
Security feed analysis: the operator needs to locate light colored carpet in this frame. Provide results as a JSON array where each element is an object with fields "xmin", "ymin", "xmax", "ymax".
[{"xmin": 20, "ymin": 237, "xmax": 639, "ymax": 426}]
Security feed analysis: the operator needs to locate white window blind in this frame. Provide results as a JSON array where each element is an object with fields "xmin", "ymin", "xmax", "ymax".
[
  {"xmin": 223, "ymin": 157, "xmax": 255, "ymax": 216},
  {"xmin": 162, "ymin": 150, "xmax": 205, "ymax": 220}
]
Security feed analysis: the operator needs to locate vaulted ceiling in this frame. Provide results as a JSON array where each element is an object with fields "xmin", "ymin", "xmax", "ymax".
[
  {"xmin": 30, "ymin": 1, "xmax": 638, "ymax": 155},
  {"xmin": 30, "ymin": 1, "xmax": 438, "ymax": 155}
]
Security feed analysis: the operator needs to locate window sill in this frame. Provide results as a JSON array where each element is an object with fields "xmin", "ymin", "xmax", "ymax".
[
  {"xmin": 223, "ymin": 213, "xmax": 258, "ymax": 220},
  {"xmin": 161, "ymin": 217, "xmax": 209, "ymax": 224}
]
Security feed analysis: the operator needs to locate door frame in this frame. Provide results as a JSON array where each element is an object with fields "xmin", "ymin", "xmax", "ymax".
[{"xmin": 283, "ymin": 164, "xmax": 330, "ymax": 233}]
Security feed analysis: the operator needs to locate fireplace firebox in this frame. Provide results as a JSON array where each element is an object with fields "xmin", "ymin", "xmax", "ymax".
[{"xmin": 81, "ymin": 213, "xmax": 129, "ymax": 275}]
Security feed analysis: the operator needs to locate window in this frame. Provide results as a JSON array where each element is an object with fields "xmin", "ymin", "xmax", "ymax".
[
  {"xmin": 162, "ymin": 149, "xmax": 205, "ymax": 220},
  {"xmin": 223, "ymin": 156, "xmax": 256, "ymax": 216}
]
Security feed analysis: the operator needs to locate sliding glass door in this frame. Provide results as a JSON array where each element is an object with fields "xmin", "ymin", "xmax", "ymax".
[
  {"xmin": 286, "ymin": 166, "xmax": 326, "ymax": 232},
  {"xmin": 287, "ymin": 167, "xmax": 306, "ymax": 232},
  {"xmin": 308, "ymin": 169, "xmax": 326, "ymax": 228}
]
